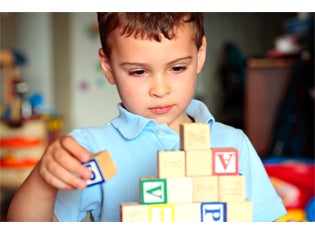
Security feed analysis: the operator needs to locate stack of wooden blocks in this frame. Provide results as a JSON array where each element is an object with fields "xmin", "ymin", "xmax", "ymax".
[{"xmin": 120, "ymin": 123, "xmax": 252, "ymax": 222}]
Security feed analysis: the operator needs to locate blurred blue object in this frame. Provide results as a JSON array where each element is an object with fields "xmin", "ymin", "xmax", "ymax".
[
  {"xmin": 12, "ymin": 49, "xmax": 27, "ymax": 65},
  {"xmin": 28, "ymin": 93, "xmax": 44, "ymax": 107},
  {"xmin": 306, "ymin": 197, "xmax": 315, "ymax": 222}
]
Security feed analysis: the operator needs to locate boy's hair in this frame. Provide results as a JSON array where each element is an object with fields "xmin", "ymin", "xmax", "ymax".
[{"xmin": 97, "ymin": 12, "xmax": 204, "ymax": 58}]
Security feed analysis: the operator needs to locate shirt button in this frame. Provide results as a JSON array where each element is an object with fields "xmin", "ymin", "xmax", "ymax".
[{"xmin": 157, "ymin": 130, "xmax": 165, "ymax": 136}]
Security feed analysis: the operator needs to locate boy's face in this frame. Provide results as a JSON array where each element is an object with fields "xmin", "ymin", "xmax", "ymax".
[{"xmin": 99, "ymin": 24, "xmax": 206, "ymax": 132}]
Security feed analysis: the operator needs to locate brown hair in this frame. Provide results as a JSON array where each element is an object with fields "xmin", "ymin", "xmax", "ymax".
[{"xmin": 97, "ymin": 12, "xmax": 204, "ymax": 57}]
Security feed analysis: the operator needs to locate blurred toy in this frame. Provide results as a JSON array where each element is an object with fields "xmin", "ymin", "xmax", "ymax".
[
  {"xmin": 263, "ymin": 157, "xmax": 315, "ymax": 221},
  {"xmin": 0, "ymin": 48, "xmax": 28, "ymax": 127}
]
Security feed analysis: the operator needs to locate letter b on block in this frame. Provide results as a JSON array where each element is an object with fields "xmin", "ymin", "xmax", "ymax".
[
  {"xmin": 84, "ymin": 159, "xmax": 105, "ymax": 187},
  {"xmin": 201, "ymin": 202, "xmax": 227, "ymax": 222}
]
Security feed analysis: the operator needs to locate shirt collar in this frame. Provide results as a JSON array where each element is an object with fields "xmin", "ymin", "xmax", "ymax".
[{"xmin": 111, "ymin": 99, "xmax": 215, "ymax": 139}]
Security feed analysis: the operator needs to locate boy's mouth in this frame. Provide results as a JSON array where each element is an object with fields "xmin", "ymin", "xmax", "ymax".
[{"xmin": 149, "ymin": 105, "xmax": 172, "ymax": 114}]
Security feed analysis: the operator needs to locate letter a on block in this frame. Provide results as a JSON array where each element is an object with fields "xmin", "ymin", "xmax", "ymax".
[
  {"xmin": 141, "ymin": 178, "xmax": 167, "ymax": 204},
  {"xmin": 201, "ymin": 202, "xmax": 227, "ymax": 222},
  {"xmin": 212, "ymin": 148, "xmax": 239, "ymax": 175}
]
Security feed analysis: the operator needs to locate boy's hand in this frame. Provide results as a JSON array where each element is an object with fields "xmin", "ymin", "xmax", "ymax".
[{"xmin": 38, "ymin": 136, "xmax": 92, "ymax": 190}]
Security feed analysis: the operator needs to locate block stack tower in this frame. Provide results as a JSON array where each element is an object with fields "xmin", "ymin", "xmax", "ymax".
[{"xmin": 120, "ymin": 123, "xmax": 252, "ymax": 222}]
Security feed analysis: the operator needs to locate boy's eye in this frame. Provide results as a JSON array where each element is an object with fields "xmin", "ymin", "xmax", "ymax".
[
  {"xmin": 171, "ymin": 66, "xmax": 186, "ymax": 73},
  {"xmin": 129, "ymin": 69, "xmax": 145, "ymax": 76}
]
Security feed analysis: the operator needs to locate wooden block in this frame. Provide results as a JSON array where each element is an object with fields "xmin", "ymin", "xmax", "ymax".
[
  {"xmin": 227, "ymin": 200, "xmax": 253, "ymax": 222},
  {"xmin": 166, "ymin": 177, "xmax": 193, "ymax": 203},
  {"xmin": 94, "ymin": 150, "xmax": 118, "ymax": 181},
  {"xmin": 192, "ymin": 176, "xmax": 219, "ymax": 202},
  {"xmin": 185, "ymin": 149, "xmax": 212, "ymax": 176},
  {"xmin": 140, "ymin": 177, "xmax": 167, "ymax": 204},
  {"xmin": 218, "ymin": 175, "xmax": 245, "ymax": 202},
  {"xmin": 174, "ymin": 203, "xmax": 201, "ymax": 222},
  {"xmin": 148, "ymin": 204, "xmax": 175, "ymax": 222},
  {"xmin": 158, "ymin": 150, "xmax": 185, "ymax": 178},
  {"xmin": 201, "ymin": 202, "xmax": 227, "ymax": 222},
  {"xmin": 212, "ymin": 147, "xmax": 239, "ymax": 175},
  {"xmin": 120, "ymin": 202, "xmax": 149, "ymax": 222},
  {"xmin": 84, "ymin": 158, "xmax": 105, "ymax": 187},
  {"xmin": 84, "ymin": 150, "xmax": 117, "ymax": 187},
  {"xmin": 180, "ymin": 123, "xmax": 210, "ymax": 150}
]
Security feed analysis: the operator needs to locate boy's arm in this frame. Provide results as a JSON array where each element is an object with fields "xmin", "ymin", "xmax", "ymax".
[
  {"xmin": 7, "ymin": 136, "xmax": 92, "ymax": 222},
  {"xmin": 7, "ymin": 164, "xmax": 58, "ymax": 221}
]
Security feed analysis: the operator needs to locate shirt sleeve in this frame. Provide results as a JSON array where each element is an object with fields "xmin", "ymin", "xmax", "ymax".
[
  {"xmin": 239, "ymin": 131, "xmax": 287, "ymax": 221},
  {"xmin": 54, "ymin": 129, "xmax": 104, "ymax": 222}
]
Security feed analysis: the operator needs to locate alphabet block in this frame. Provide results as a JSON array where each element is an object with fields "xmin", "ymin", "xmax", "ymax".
[
  {"xmin": 201, "ymin": 202, "xmax": 227, "ymax": 222},
  {"xmin": 166, "ymin": 177, "xmax": 193, "ymax": 203},
  {"xmin": 219, "ymin": 175, "xmax": 245, "ymax": 202},
  {"xmin": 185, "ymin": 149, "xmax": 212, "ymax": 176},
  {"xmin": 158, "ymin": 150, "xmax": 185, "ymax": 178},
  {"xmin": 212, "ymin": 148, "xmax": 238, "ymax": 175},
  {"xmin": 180, "ymin": 123, "xmax": 210, "ymax": 150},
  {"xmin": 84, "ymin": 150, "xmax": 118, "ymax": 187},
  {"xmin": 140, "ymin": 177, "xmax": 167, "ymax": 204},
  {"xmin": 94, "ymin": 150, "xmax": 118, "ymax": 180},
  {"xmin": 192, "ymin": 176, "xmax": 219, "ymax": 202},
  {"xmin": 174, "ymin": 203, "xmax": 201, "ymax": 222},
  {"xmin": 84, "ymin": 159, "xmax": 105, "ymax": 187},
  {"xmin": 120, "ymin": 202, "xmax": 149, "ymax": 222},
  {"xmin": 227, "ymin": 200, "xmax": 252, "ymax": 221},
  {"xmin": 148, "ymin": 204, "xmax": 175, "ymax": 222}
]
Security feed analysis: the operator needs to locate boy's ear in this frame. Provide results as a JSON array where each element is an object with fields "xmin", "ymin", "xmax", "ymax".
[
  {"xmin": 196, "ymin": 36, "xmax": 207, "ymax": 74},
  {"xmin": 98, "ymin": 48, "xmax": 116, "ymax": 84}
]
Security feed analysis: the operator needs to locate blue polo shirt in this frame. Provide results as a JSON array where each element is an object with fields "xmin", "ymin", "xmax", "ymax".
[{"xmin": 54, "ymin": 99, "xmax": 286, "ymax": 222}]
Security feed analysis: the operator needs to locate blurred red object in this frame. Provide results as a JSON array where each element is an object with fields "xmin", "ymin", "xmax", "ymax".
[{"xmin": 264, "ymin": 158, "xmax": 314, "ymax": 210}]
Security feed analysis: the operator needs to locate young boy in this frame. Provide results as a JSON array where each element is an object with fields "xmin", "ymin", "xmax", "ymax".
[{"xmin": 7, "ymin": 13, "xmax": 286, "ymax": 222}]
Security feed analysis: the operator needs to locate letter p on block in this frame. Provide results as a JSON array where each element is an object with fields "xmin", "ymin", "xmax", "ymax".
[{"xmin": 201, "ymin": 202, "xmax": 227, "ymax": 222}]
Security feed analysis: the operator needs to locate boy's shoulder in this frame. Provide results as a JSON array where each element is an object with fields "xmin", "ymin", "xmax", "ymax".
[{"xmin": 210, "ymin": 121, "xmax": 248, "ymax": 148}]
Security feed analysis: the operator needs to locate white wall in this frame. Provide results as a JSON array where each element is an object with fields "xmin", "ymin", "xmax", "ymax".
[{"xmin": 69, "ymin": 13, "xmax": 121, "ymax": 130}]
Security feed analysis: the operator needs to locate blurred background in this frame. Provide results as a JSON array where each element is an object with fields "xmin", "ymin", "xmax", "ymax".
[{"xmin": 0, "ymin": 12, "xmax": 314, "ymax": 222}]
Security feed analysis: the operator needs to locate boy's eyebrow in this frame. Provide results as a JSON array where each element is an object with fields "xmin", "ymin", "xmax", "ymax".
[
  {"xmin": 120, "ymin": 56, "xmax": 193, "ymax": 67},
  {"xmin": 166, "ymin": 56, "xmax": 193, "ymax": 66}
]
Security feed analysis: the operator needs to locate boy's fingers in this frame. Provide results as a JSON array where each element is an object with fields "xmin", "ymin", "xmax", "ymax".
[
  {"xmin": 52, "ymin": 147, "xmax": 92, "ymax": 180},
  {"xmin": 60, "ymin": 136, "xmax": 91, "ymax": 163},
  {"xmin": 43, "ymin": 160, "xmax": 88, "ymax": 190}
]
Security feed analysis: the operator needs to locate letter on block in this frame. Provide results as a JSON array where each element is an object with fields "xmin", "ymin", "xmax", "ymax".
[
  {"xmin": 120, "ymin": 202, "xmax": 149, "ymax": 222},
  {"xmin": 186, "ymin": 149, "xmax": 212, "ymax": 176},
  {"xmin": 180, "ymin": 123, "xmax": 210, "ymax": 150},
  {"xmin": 201, "ymin": 202, "xmax": 227, "ymax": 222},
  {"xmin": 174, "ymin": 203, "xmax": 201, "ymax": 222},
  {"xmin": 84, "ymin": 150, "xmax": 117, "ymax": 187},
  {"xmin": 192, "ymin": 176, "xmax": 219, "ymax": 202},
  {"xmin": 227, "ymin": 200, "xmax": 253, "ymax": 222},
  {"xmin": 149, "ymin": 204, "xmax": 175, "ymax": 222},
  {"xmin": 219, "ymin": 175, "xmax": 245, "ymax": 202},
  {"xmin": 166, "ymin": 177, "xmax": 193, "ymax": 203},
  {"xmin": 140, "ymin": 177, "xmax": 167, "ymax": 204},
  {"xmin": 212, "ymin": 148, "xmax": 238, "ymax": 175},
  {"xmin": 158, "ymin": 150, "xmax": 185, "ymax": 178},
  {"xmin": 84, "ymin": 159, "xmax": 104, "ymax": 187}
]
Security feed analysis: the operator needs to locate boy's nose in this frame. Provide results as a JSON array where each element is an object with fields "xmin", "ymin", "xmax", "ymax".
[{"xmin": 149, "ymin": 75, "xmax": 171, "ymax": 98}]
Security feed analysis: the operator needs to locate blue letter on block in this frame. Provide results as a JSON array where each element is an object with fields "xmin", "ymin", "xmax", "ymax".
[
  {"xmin": 84, "ymin": 159, "xmax": 105, "ymax": 187},
  {"xmin": 201, "ymin": 202, "xmax": 227, "ymax": 222}
]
